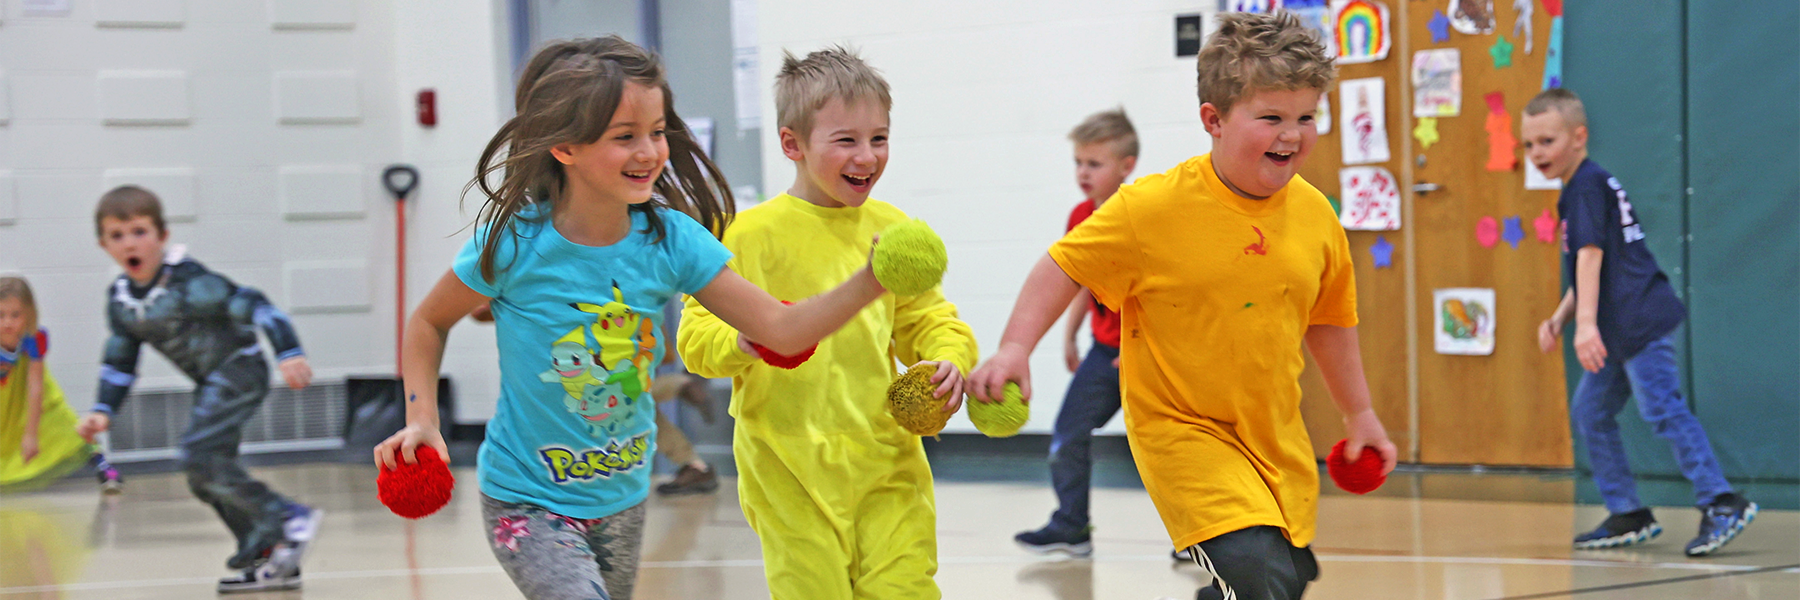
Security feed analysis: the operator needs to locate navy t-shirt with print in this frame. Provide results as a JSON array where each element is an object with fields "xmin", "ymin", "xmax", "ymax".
[{"xmin": 1559, "ymin": 159, "xmax": 1686, "ymax": 359}]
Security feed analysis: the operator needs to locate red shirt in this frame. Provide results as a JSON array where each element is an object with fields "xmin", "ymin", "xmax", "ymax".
[{"xmin": 1067, "ymin": 199, "xmax": 1122, "ymax": 348}]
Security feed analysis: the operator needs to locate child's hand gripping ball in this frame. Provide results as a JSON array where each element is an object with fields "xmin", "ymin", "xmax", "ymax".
[
  {"xmin": 378, "ymin": 446, "xmax": 455, "ymax": 519},
  {"xmin": 887, "ymin": 362, "xmax": 953, "ymax": 436},
  {"xmin": 968, "ymin": 382, "xmax": 1030, "ymax": 438},
  {"xmin": 1326, "ymin": 439, "xmax": 1386, "ymax": 495},
  {"xmin": 872, "ymin": 219, "xmax": 948, "ymax": 295},
  {"xmin": 748, "ymin": 301, "xmax": 817, "ymax": 369}
]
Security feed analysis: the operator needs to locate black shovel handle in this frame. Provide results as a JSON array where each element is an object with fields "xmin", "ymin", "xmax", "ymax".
[{"xmin": 383, "ymin": 165, "xmax": 420, "ymax": 201}]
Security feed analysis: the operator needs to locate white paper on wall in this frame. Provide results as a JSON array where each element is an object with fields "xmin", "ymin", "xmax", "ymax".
[
  {"xmin": 1434, "ymin": 288, "xmax": 1496, "ymax": 355},
  {"xmin": 1338, "ymin": 166, "xmax": 1401, "ymax": 231},
  {"xmin": 1411, "ymin": 49, "xmax": 1462, "ymax": 118},
  {"xmin": 1340, "ymin": 77, "xmax": 1391, "ymax": 165}
]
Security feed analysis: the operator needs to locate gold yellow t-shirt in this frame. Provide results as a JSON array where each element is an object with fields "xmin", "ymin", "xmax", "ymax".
[{"xmin": 1048, "ymin": 154, "xmax": 1357, "ymax": 549}]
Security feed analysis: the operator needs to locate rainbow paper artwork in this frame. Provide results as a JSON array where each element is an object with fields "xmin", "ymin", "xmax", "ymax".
[{"xmin": 1332, "ymin": 1, "xmax": 1392, "ymax": 64}]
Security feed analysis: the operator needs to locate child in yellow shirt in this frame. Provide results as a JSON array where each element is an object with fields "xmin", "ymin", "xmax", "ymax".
[
  {"xmin": 970, "ymin": 13, "xmax": 1396, "ymax": 600},
  {"xmin": 679, "ymin": 46, "xmax": 977, "ymax": 599}
]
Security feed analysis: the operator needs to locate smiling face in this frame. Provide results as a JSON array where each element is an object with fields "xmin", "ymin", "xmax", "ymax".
[
  {"xmin": 551, "ymin": 81, "xmax": 670, "ymax": 207},
  {"xmin": 1202, "ymin": 87, "xmax": 1322, "ymax": 198},
  {"xmin": 782, "ymin": 96, "xmax": 890, "ymax": 208},
  {"xmin": 97, "ymin": 215, "xmax": 168, "ymax": 285},
  {"xmin": 1521, "ymin": 108, "xmax": 1588, "ymax": 181}
]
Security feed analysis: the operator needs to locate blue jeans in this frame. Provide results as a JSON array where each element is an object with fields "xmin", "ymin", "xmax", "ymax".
[
  {"xmin": 1571, "ymin": 335, "xmax": 1732, "ymax": 514},
  {"xmin": 1046, "ymin": 340, "xmax": 1122, "ymax": 533}
]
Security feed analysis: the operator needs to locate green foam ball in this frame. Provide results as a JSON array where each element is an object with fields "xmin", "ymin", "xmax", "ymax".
[
  {"xmin": 970, "ymin": 382, "xmax": 1029, "ymax": 438},
  {"xmin": 873, "ymin": 219, "xmax": 948, "ymax": 296}
]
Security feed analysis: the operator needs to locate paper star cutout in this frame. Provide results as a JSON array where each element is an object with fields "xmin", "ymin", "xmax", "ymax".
[
  {"xmin": 1535, "ymin": 208, "xmax": 1557, "ymax": 243},
  {"xmin": 1476, "ymin": 216, "xmax": 1500, "ymax": 248},
  {"xmin": 1503, "ymin": 216, "xmax": 1526, "ymax": 248},
  {"xmin": 1490, "ymin": 35, "xmax": 1514, "ymax": 68},
  {"xmin": 1413, "ymin": 117, "xmax": 1440, "ymax": 149},
  {"xmin": 1428, "ymin": 11, "xmax": 1451, "ymax": 43},
  {"xmin": 1370, "ymin": 235, "xmax": 1395, "ymax": 268}
]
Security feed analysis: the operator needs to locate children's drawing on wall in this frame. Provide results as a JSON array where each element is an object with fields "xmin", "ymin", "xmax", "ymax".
[
  {"xmin": 1511, "ymin": 0, "xmax": 1534, "ymax": 53},
  {"xmin": 1332, "ymin": 0, "xmax": 1391, "ymax": 64},
  {"xmin": 1434, "ymin": 288, "xmax": 1496, "ymax": 355},
  {"xmin": 1448, "ymin": 0, "xmax": 1495, "ymax": 35},
  {"xmin": 1341, "ymin": 77, "xmax": 1391, "ymax": 164},
  {"xmin": 1412, "ymin": 49, "xmax": 1462, "ymax": 118},
  {"xmin": 1289, "ymin": 0, "xmax": 1337, "ymax": 57},
  {"xmin": 1220, "ymin": 0, "xmax": 1282, "ymax": 13},
  {"xmin": 1339, "ymin": 166, "xmax": 1401, "ymax": 231},
  {"xmin": 1318, "ymin": 92, "xmax": 1333, "ymax": 134}
]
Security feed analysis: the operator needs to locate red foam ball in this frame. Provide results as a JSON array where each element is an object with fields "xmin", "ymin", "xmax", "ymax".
[
  {"xmin": 749, "ymin": 301, "xmax": 817, "ymax": 369},
  {"xmin": 1326, "ymin": 439, "xmax": 1387, "ymax": 495},
  {"xmin": 377, "ymin": 446, "xmax": 455, "ymax": 519}
]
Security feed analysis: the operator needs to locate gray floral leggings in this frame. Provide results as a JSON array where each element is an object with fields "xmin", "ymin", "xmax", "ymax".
[{"xmin": 481, "ymin": 494, "xmax": 646, "ymax": 600}]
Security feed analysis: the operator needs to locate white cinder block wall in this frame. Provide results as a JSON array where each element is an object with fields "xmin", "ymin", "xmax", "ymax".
[
  {"xmin": 0, "ymin": 0, "xmax": 510, "ymax": 423},
  {"xmin": 758, "ymin": 1, "xmax": 1219, "ymax": 434}
]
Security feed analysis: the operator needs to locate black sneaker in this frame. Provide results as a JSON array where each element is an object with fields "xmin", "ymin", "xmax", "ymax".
[
  {"xmin": 655, "ymin": 464, "xmax": 720, "ymax": 496},
  {"xmin": 1014, "ymin": 525, "xmax": 1093, "ymax": 557},
  {"xmin": 1685, "ymin": 493, "xmax": 1757, "ymax": 556},
  {"xmin": 217, "ymin": 560, "xmax": 300, "ymax": 594},
  {"xmin": 1574, "ymin": 508, "xmax": 1661, "ymax": 549},
  {"xmin": 96, "ymin": 466, "xmax": 123, "ymax": 494}
]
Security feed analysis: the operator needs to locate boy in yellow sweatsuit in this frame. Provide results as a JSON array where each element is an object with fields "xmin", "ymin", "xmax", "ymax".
[{"xmin": 678, "ymin": 46, "xmax": 976, "ymax": 599}]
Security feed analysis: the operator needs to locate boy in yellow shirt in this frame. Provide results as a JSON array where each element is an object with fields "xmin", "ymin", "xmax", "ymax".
[
  {"xmin": 970, "ymin": 13, "xmax": 1396, "ymax": 600},
  {"xmin": 678, "ymin": 46, "xmax": 977, "ymax": 599}
]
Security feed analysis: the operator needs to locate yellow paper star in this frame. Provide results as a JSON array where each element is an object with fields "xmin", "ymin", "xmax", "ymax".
[{"xmin": 1413, "ymin": 117, "xmax": 1440, "ymax": 150}]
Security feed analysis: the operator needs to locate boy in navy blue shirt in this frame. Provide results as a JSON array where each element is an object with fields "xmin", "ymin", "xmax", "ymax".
[{"xmin": 1524, "ymin": 89, "xmax": 1754, "ymax": 556}]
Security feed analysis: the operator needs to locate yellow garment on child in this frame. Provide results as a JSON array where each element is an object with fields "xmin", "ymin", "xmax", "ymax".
[
  {"xmin": 1049, "ymin": 154, "xmax": 1357, "ymax": 550},
  {"xmin": 680, "ymin": 194, "xmax": 978, "ymax": 599},
  {"xmin": 0, "ymin": 362, "xmax": 95, "ymax": 491}
]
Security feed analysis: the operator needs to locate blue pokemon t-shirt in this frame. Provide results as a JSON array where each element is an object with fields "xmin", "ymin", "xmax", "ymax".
[{"xmin": 454, "ymin": 204, "xmax": 731, "ymax": 518}]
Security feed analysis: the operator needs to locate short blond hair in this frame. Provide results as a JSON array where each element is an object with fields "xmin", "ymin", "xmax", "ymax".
[
  {"xmin": 1197, "ymin": 12, "xmax": 1336, "ymax": 116},
  {"xmin": 1525, "ymin": 88, "xmax": 1587, "ymax": 128},
  {"xmin": 775, "ymin": 45, "xmax": 892, "ymax": 138},
  {"xmin": 1069, "ymin": 108, "xmax": 1139, "ymax": 158}
]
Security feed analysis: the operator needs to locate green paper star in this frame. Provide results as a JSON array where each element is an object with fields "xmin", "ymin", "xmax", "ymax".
[
  {"xmin": 1413, "ymin": 117, "xmax": 1440, "ymax": 149},
  {"xmin": 1490, "ymin": 35, "xmax": 1514, "ymax": 68}
]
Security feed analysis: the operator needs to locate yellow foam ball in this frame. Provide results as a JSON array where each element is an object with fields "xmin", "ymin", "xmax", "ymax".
[
  {"xmin": 873, "ymin": 219, "xmax": 948, "ymax": 296},
  {"xmin": 887, "ymin": 363, "xmax": 952, "ymax": 436},
  {"xmin": 969, "ymin": 382, "xmax": 1030, "ymax": 438}
]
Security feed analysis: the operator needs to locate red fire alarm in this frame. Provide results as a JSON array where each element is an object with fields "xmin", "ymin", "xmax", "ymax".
[{"xmin": 416, "ymin": 89, "xmax": 437, "ymax": 127}]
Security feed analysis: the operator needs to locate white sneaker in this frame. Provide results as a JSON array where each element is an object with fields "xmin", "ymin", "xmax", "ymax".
[{"xmin": 217, "ymin": 560, "xmax": 300, "ymax": 594}]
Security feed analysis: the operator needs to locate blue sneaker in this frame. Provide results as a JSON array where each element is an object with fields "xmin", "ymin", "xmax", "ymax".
[
  {"xmin": 1685, "ymin": 493, "xmax": 1756, "ymax": 557},
  {"xmin": 1574, "ymin": 508, "xmax": 1660, "ymax": 550},
  {"xmin": 1014, "ymin": 524, "xmax": 1093, "ymax": 557}
]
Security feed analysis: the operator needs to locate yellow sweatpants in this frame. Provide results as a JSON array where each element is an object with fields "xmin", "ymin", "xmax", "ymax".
[{"xmin": 734, "ymin": 425, "xmax": 939, "ymax": 600}]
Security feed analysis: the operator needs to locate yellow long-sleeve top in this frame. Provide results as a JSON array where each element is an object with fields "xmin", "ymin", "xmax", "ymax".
[{"xmin": 679, "ymin": 194, "xmax": 978, "ymax": 440}]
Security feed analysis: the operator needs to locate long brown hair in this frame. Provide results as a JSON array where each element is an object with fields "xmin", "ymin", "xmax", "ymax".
[
  {"xmin": 0, "ymin": 276, "xmax": 39, "ymax": 338},
  {"xmin": 468, "ymin": 36, "xmax": 735, "ymax": 283}
]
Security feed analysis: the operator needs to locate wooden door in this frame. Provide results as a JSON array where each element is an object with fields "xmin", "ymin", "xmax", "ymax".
[
  {"xmin": 1407, "ymin": 1, "xmax": 1570, "ymax": 466},
  {"xmin": 1295, "ymin": 50, "xmax": 1410, "ymax": 461},
  {"xmin": 1299, "ymin": 1, "xmax": 1572, "ymax": 467}
]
